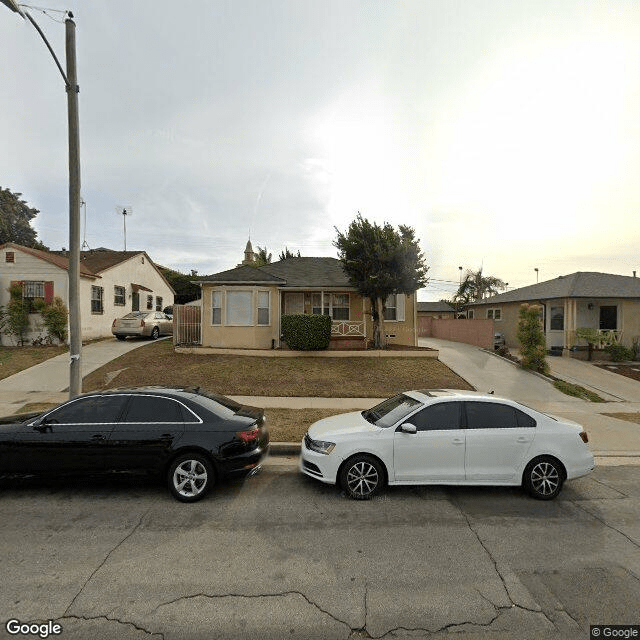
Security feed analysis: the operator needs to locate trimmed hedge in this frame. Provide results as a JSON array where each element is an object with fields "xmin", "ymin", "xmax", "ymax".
[{"xmin": 281, "ymin": 314, "xmax": 332, "ymax": 351}]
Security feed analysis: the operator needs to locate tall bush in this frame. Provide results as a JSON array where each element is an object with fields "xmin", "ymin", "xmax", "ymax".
[
  {"xmin": 281, "ymin": 314, "xmax": 332, "ymax": 351},
  {"xmin": 42, "ymin": 296, "xmax": 68, "ymax": 343},
  {"xmin": 2, "ymin": 284, "xmax": 30, "ymax": 346},
  {"xmin": 517, "ymin": 304, "xmax": 549, "ymax": 375}
]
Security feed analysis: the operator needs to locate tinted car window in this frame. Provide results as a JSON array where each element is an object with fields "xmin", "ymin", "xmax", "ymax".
[
  {"xmin": 44, "ymin": 395, "xmax": 128, "ymax": 424},
  {"xmin": 515, "ymin": 408, "xmax": 536, "ymax": 428},
  {"xmin": 407, "ymin": 402, "xmax": 461, "ymax": 431},
  {"xmin": 122, "ymin": 396, "xmax": 183, "ymax": 423},
  {"xmin": 465, "ymin": 401, "xmax": 517, "ymax": 429}
]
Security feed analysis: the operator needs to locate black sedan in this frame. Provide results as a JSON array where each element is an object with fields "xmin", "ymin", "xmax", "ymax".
[{"xmin": 0, "ymin": 387, "xmax": 269, "ymax": 502}]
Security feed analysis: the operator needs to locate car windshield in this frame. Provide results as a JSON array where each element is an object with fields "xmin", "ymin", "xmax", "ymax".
[
  {"xmin": 123, "ymin": 312, "xmax": 146, "ymax": 319},
  {"xmin": 362, "ymin": 394, "xmax": 422, "ymax": 428}
]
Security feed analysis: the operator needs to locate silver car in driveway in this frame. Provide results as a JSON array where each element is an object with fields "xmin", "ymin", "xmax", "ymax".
[{"xmin": 111, "ymin": 311, "xmax": 173, "ymax": 340}]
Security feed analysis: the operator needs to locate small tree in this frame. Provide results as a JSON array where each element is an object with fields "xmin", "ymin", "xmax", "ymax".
[
  {"xmin": 517, "ymin": 304, "xmax": 549, "ymax": 374},
  {"xmin": 254, "ymin": 246, "xmax": 272, "ymax": 267},
  {"xmin": 41, "ymin": 296, "xmax": 69, "ymax": 343},
  {"xmin": 334, "ymin": 214, "xmax": 429, "ymax": 348},
  {"xmin": 279, "ymin": 247, "xmax": 301, "ymax": 260},
  {"xmin": 3, "ymin": 284, "xmax": 30, "ymax": 346},
  {"xmin": 454, "ymin": 268, "xmax": 506, "ymax": 306}
]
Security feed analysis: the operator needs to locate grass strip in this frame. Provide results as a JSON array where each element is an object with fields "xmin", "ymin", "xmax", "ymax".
[{"xmin": 553, "ymin": 380, "xmax": 606, "ymax": 403}]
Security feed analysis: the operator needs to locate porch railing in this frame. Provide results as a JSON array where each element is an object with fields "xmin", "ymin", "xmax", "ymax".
[
  {"xmin": 595, "ymin": 330, "xmax": 622, "ymax": 348},
  {"xmin": 331, "ymin": 321, "xmax": 365, "ymax": 337}
]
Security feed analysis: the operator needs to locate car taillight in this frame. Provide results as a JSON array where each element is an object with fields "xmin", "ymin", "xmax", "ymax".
[
  {"xmin": 111, "ymin": 319, "xmax": 116, "ymax": 327},
  {"xmin": 236, "ymin": 426, "xmax": 261, "ymax": 443},
  {"xmin": 580, "ymin": 431, "xmax": 589, "ymax": 443},
  {"xmin": 140, "ymin": 320, "xmax": 145, "ymax": 327}
]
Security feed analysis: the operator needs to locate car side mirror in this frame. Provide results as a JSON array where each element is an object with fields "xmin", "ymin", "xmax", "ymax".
[{"xmin": 401, "ymin": 423, "xmax": 417, "ymax": 434}]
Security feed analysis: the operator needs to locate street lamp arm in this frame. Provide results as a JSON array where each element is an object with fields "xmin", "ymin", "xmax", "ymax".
[{"xmin": 23, "ymin": 10, "xmax": 71, "ymax": 88}]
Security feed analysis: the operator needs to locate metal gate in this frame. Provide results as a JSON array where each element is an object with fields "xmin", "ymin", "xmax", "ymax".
[{"xmin": 173, "ymin": 304, "xmax": 201, "ymax": 346}]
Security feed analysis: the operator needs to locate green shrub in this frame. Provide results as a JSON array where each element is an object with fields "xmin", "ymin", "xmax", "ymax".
[
  {"xmin": 281, "ymin": 314, "xmax": 332, "ymax": 351},
  {"xmin": 2, "ymin": 285, "xmax": 30, "ymax": 346},
  {"xmin": 41, "ymin": 296, "xmax": 68, "ymax": 343},
  {"xmin": 605, "ymin": 343, "xmax": 634, "ymax": 362},
  {"xmin": 517, "ymin": 303, "xmax": 549, "ymax": 375}
]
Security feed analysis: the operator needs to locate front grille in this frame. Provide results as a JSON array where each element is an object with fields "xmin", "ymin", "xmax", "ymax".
[{"xmin": 302, "ymin": 460, "xmax": 323, "ymax": 476}]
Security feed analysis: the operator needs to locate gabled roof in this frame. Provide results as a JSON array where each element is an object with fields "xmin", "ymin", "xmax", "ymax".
[
  {"xmin": 79, "ymin": 249, "xmax": 147, "ymax": 273},
  {"xmin": 470, "ymin": 272, "xmax": 640, "ymax": 305},
  {"xmin": 1, "ymin": 242, "xmax": 97, "ymax": 278},
  {"xmin": 417, "ymin": 301, "xmax": 455, "ymax": 313},
  {"xmin": 199, "ymin": 257, "xmax": 353, "ymax": 289}
]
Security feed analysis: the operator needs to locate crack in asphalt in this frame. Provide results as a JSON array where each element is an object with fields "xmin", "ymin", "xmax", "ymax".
[
  {"xmin": 588, "ymin": 476, "xmax": 631, "ymax": 498},
  {"xmin": 63, "ymin": 510, "xmax": 148, "ymax": 617},
  {"xmin": 56, "ymin": 614, "xmax": 164, "ymax": 639},
  {"xmin": 152, "ymin": 590, "xmax": 353, "ymax": 633},
  {"xmin": 569, "ymin": 499, "xmax": 640, "ymax": 549}
]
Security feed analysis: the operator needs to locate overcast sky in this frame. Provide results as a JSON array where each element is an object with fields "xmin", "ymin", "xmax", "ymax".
[{"xmin": 1, "ymin": 0, "xmax": 639, "ymax": 300}]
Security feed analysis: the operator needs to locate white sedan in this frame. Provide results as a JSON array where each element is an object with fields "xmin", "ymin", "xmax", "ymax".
[{"xmin": 300, "ymin": 390, "xmax": 594, "ymax": 500}]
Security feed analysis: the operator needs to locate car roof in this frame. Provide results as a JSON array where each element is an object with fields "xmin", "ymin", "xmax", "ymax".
[{"xmin": 406, "ymin": 389, "xmax": 513, "ymax": 403}]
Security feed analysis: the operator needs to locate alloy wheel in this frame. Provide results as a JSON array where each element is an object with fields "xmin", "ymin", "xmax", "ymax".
[
  {"xmin": 173, "ymin": 459, "xmax": 208, "ymax": 498},
  {"xmin": 346, "ymin": 460, "xmax": 379, "ymax": 497}
]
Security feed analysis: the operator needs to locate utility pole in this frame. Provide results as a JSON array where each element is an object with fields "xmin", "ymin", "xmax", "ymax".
[
  {"xmin": 66, "ymin": 16, "xmax": 82, "ymax": 398},
  {"xmin": 1, "ymin": 2, "xmax": 82, "ymax": 397}
]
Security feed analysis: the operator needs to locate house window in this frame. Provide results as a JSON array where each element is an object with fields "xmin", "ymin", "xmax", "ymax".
[
  {"xmin": 91, "ymin": 286, "xmax": 104, "ymax": 314},
  {"xmin": 467, "ymin": 309, "xmax": 474, "ymax": 319},
  {"xmin": 23, "ymin": 281, "xmax": 45, "ymax": 300},
  {"xmin": 384, "ymin": 294, "xmax": 397, "ymax": 321},
  {"xmin": 550, "ymin": 306, "xmax": 564, "ymax": 330},
  {"xmin": 212, "ymin": 291, "xmax": 222, "ymax": 325},
  {"xmin": 6, "ymin": 252, "xmax": 15, "ymax": 263},
  {"xmin": 226, "ymin": 291, "xmax": 252, "ymax": 326},
  {"xmin": 257, "ymin": 291, "xmax": 270, "ymax": 325},
  {"xmin": 331, "ymin": 294, "xmax": 350, "ymax": 320},
  {"xmin": 312, "ymin": 294, "xmax": 328, "ymax": 316},
  {"xmin": 146, "ymin": 295, "xmax": 153, "ymax": 310},
  {"xmin": 155, "ymin": 296, "xmax": 163, "ymax": 311},
  {"xmin": 487, "ymin": 308, "xmax": 502, "ymax": 320},
  {"xmin": 114, "ymin": 286, "xmax": 126, "ymax": 306}
]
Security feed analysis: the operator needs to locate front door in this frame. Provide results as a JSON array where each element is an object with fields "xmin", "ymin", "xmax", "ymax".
[
  {"xmin": 599, "ymin": 306, "xmax": 617, "ymax": 330},
  {"xmin": 132, "ymin": 291, "xmax": 140, "ymax": 311},
  {"xmin": 284, "ymin": 293, "xmax": 304, "ymax": 315},
  {"xmin": 393, "ymin": 402, "xmax": 465, "ymax": 482}
]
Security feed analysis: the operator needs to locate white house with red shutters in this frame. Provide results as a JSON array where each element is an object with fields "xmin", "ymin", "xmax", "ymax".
[{"xmin": 0, "ymin": 243, "xmax": 174, "ymax": 345}]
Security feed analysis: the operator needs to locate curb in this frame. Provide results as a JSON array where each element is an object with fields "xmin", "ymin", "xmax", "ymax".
[{"xmin": 270, "ymin": 442, "xmax": 301, "ymax": 456}]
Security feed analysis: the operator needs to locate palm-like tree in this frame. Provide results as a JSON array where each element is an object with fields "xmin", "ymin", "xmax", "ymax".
[
  {"xmin": 254, "ymin": 246, "xmax": 272, "ymax": 266},
  {"xmin": 454, "ymin": 268, "xmax": 506, "ymax": 305}
]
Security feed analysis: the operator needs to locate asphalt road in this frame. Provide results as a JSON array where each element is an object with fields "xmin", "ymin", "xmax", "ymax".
[{"xmin": 1, "ymin": 457, "xmax": 638, "ymax": 640}]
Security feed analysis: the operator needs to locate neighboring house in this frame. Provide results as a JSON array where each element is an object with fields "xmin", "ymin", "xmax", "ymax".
[
  {"xmin": 193, "ymin": 255, "xmax": 418, "ymax": 349},
  {"xmin": 417, "ymin": 301, "xmax": 456, "ymax": 319},
  {"xmin": 466, "ymin": 271, "xmax": 640, "ymax": 353},
  {"xmin": 0, "ymin": 243, "xmax": 174, "ymax": 344}
]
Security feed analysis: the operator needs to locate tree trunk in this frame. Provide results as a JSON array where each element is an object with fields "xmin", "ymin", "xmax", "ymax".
[{"xmin": 376, "ymin": 296, "xmax": 387, "ymax": 349}]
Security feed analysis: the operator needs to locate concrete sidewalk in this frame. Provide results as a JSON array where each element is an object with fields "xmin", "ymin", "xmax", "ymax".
[{"xmin": 0, "ymin": 338, "xmax": 160, "ymax": 415}]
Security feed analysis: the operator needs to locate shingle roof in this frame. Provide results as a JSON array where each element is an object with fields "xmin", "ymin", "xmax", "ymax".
[
  {"xmin": 470, "ymin": 272, "xmax": 640, "ymax": 305},
  {"xmin": 417, "ymin": 301, "xmax": 455, "ymax": 313},
  {"xmin": 79, "ymin": 249, "xmax": 146, "ymax": 273},
  {"xmin": 199, "ymin": 265, "xmax": 286, "ymax": 284},
  {"xmin": 199, "ymin": 257, "xmax": 353, "ymax": 288}
]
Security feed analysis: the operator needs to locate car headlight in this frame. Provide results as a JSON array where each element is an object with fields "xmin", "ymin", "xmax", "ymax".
[{"xmin": 304, "ymin": 433, "xmax": 335, "ymax": 455}]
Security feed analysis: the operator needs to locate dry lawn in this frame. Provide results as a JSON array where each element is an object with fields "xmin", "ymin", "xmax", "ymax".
[
  {"xmin": 601, "ymin": 412, "xmax": 640, "ymax": 425},
  {"xmin": 83, "ymin": 340, "xmax": 472, "ymax": 397},
  {"xmin": 0, "ymin": 345, "xmax": 67, "ymax": 381},
  {"xmin": 266, "ymin": 408, "xmax": 345, "ymax": 441}
]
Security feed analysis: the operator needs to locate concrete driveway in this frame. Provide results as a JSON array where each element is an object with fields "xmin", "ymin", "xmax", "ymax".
[{"xmin": 419, "ymin": 338, "xmax": 640, "ymax": 457}]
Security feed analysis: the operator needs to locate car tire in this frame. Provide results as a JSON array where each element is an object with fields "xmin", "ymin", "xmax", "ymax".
[
  {"xmin": 150, "ymin": 326, "xmax": 160, "ymax": 340},
  {"xmin": 340, "ymin": 454, "xmax": 384, "ymax": 500},
  {"xmin": 116, "ymin": 335, "xmax": 126, "ymax": 341},
  {"xmin": 168, "ymin": 453, "xmax": 214, "ymax": 502},
  {"xmin": 523, "ymin": 456, "xmax": 564, "ymax": 500}
]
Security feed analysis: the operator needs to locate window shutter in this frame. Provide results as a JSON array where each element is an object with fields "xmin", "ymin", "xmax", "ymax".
[
  {"xmin": 397, "ymin": 294, "xmax": 405, "ymax": 322},
  {"xmin": 44, "ymin": 281, "xmax": 54, "ymax": 304}
]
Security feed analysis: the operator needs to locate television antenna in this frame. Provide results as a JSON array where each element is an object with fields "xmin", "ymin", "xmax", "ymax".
[{"xmin": 116, "ymin": 205, "xmax": 132, "ymax": 250}]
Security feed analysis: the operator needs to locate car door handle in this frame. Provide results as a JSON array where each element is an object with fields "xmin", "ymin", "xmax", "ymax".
[
  {"xmin": 452, "ymin": 438, "xmax": 464, "ymax": 445},
  {"xmin": 91, "ymin": 434, "xmax": 106, "ymax": 442},
  {"xmin": 516, "ymin": 437, "xmax": 531, "ymax": 443}
]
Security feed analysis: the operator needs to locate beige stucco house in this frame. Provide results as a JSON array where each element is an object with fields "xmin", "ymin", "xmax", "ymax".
[
  {"xmin": 466, "ymin": 272, "xmax": 640, "ymax": 354},
  {"xmin": 194, "ymin": 256, "xmax": 418, "ymax": 350},
  {"xmin": 0, "ymin": 243, "xmax": 174, "ymax": 344}
]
